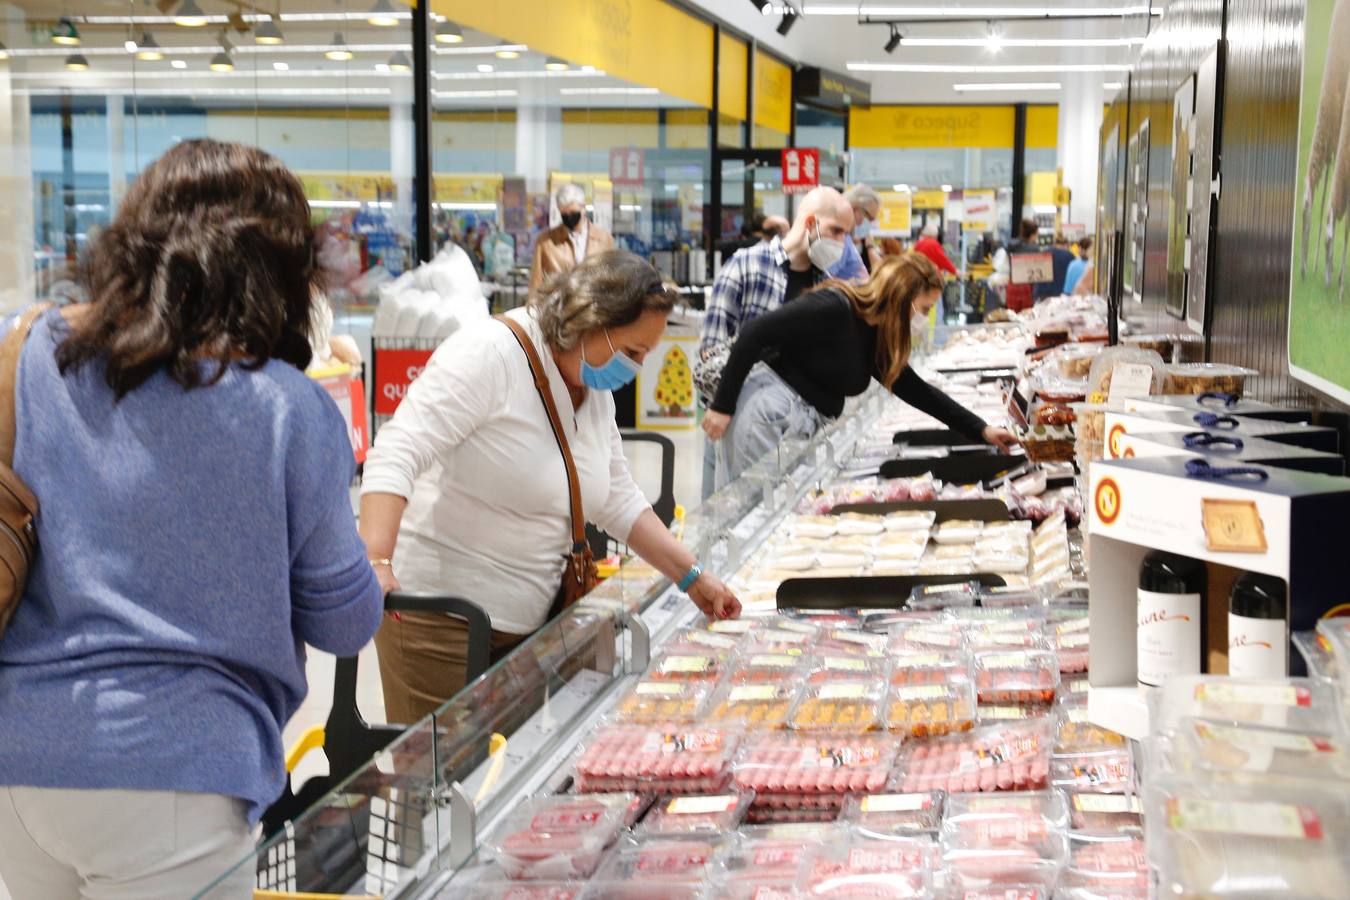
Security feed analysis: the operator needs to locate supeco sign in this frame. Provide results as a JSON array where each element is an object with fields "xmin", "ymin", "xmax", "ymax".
[{"xmin": 374, "ymin": 348, "xmax": 434, "ymax": 416}]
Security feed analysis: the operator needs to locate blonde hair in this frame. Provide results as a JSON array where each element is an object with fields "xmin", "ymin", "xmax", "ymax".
[
  {"xmin": 819, "ymin": 252, "xmax": 942, "ymax": 389},
  {"xmin": 530, "ymin": 249, "xmax": 676, "ymax": 351}
]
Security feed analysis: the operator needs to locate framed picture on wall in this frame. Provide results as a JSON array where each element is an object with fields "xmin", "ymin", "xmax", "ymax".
[
  {"xmin": 1188, "ymin": 45, "xmax": 1224, "ymax": 337},
  {"xmin": 1167, "ymin": 76, "xmax": 1196, "ymax": 320},
  {"xmin": 1288, "ymin": 0, "xmax": 1350, "ymax": 403}
]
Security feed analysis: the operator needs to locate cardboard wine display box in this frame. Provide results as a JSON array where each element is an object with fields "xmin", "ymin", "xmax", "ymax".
[
  {"xmin": 1120, "ymin": 395, "xmax": 1313, "ymax": 424},
  {"xmin": 1113, "ymin": 430, "xmax": 1345, "ymax": 476},
  {"xmin": 1101, "ymin": 407, "xmax": 1339, "ymax": 460},
  {"xmin": 1085, "ymin": 455, "xmax": 1350, "ymax": 738}
]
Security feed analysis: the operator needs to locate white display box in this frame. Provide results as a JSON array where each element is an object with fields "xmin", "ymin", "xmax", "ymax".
[
  {"xmin": 1086, "ymin": 456, "xmax": 1350, "ymax": 738},
  {"xmin": 1102, "ymin": 407, "xmax": 1339, "ymax": 460},
  {"xmin": 1120, "ymin": 394, "xmax": 1313, "ymax": 424},
  {"xmin": 1115, "ymin": 430, "xmax": 1344, "ymax": 476}
]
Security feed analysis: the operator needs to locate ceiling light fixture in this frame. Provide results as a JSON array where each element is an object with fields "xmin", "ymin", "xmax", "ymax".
[
  {"xmin": 896, "ymin": 36, "xmax": 1146, "ymax": 47},
  {"xmin": 254, "ymin": 18, "xmax": 284, "ymax": 44},
  {"xmin": 749, "ymin": 0, "xmax": 770, "ymax": 11},
  {"xmin": 764, "ymin": 3, "xmax": 1158, "ymax": 16},
  {"xmin": 941, "ymin": 184, "xmax": 953, "ymax": 192},
  {"xmin": 435, "ymin": 21, "xmax": 463, "ymax": 44},
  {"xmin": 848, "ymin": 62, "xmax": 1129, "ymax": 73},
  {"xmin": 325, "ymin": 32, "xmax": 353, "ymax": 61},
  {"xmin": 476, "ymin": 62, "xmax": 493, "ymax": 73},
  {"xmin": 134, "ymin": 31, "xmax": 165, "ymax": 60},
  {"xmin": 272, "ymin": 60, "xmax": 288, "ymax": 70},
  {"xmin": 884, "ymin": 25, "xmax": 902, "ymax": 53},
  {"xmin": 52, "ymin": 17, "xmax": 81, "ymax": 46},
  {"xmin": 892, "ymin": 184, "xmax": 911, "ymax": 192},
  {"xmin": 367, "ymin": 0, "xmax": 400, "ymax": 27},
  {"xmin": 170, "ymin": 58, "xmax": 187, "ymax": 68},
  {"xmin": 173, "ymin": 0, "xmax": 209, "ymax": 28},
  {"xmin": 777, "ymin": 12, "xmax": 798, "ymax": 34},
  {"xmin": 0, "ymin": 42, "xmax": 10, "ymax": 61},
  {"xmin": 387, "ymin": 50, "xmax": 411, "ymax": 72},
  {"xmin": 209, "ymin": 49, "xmax": 233, "ymax": 71},
  {"xmin": 495, "ymin": 48, "xmax": 521, "ymax": 59},
  {"xmin": 985, "ymin": 21, "xmax": 1004, "ymax": 53},
  {"xmin": 64, "ymin": 52, "xmax": 90, "ymax": 70},
  {"xmin": 544, "ymin": 56, "xmax": 569, "ymax": 71},
  {"xmin": 954, "ymin": 81, "xmax": 1061, "ymax": 91}
]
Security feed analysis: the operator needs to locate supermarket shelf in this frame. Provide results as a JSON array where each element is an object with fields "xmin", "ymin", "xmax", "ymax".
[{"xmin": 1087, "ymin": 685, "xmax": 1151, "ymax": 741}]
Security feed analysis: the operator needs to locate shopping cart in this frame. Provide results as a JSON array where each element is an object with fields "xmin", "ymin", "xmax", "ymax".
[{"xmin": 256, "ymin": 592, "xmax": 493, "ymax": 898}]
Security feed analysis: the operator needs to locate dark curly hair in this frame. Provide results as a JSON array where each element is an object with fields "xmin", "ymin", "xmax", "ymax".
[{"xmin": 56, "ymin": 139, "xmax": 318, "ymax": 399}]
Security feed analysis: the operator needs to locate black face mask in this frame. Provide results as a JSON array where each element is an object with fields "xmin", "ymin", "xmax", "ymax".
[{"xmin": 561, "ymin": 211, "xmax": 583, "ymax": 230}]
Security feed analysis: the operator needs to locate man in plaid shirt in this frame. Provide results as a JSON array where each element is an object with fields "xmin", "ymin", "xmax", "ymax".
[{"xmin": 699, "ymin": 186, "xmax": 853, "ymax": 495}]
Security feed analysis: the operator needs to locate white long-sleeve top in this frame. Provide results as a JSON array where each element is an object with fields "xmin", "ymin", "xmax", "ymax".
[{"xmin": 361, "ymin": 306, "xmax": 650, "ymax": 634}]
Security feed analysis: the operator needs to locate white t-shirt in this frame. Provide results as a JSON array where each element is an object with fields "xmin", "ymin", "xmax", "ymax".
[
  {"xmin": 362, "ymin": 307, "xmax": 650, "ymax": 634},
  {"xmin": 568, "ymin": 221, "xmax": 589, "ymax": 264}
]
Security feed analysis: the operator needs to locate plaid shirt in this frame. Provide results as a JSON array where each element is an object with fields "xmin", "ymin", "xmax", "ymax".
[{"xmin": 700, "ymin": 237, "xmax": 826, "ymax": 357}]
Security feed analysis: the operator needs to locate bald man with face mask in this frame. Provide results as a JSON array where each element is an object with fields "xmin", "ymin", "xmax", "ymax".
[{"xmin": 697, "ymin": 186, "xmax": 854, "ymax": 497}]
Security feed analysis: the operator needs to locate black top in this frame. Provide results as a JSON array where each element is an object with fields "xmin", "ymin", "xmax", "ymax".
[
  {"xmin": 710, "ymin": 289, "xmax": 989, "ymax": 439},
  {"xmin": 785, "ymin": 265, "xmax": 819, "ymax": 304}
]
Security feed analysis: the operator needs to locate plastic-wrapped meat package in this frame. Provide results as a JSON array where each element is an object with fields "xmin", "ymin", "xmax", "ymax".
[
  {"xmin": 1145, "ymin": 775, "xmax": 1350, "ymax": 899},
  {"xmin": 885, "ymin": 681, "xmax": 977, "ymax": 738},
  {"xmin": 718, "ymin": 827, "xmax": 829, "ymax": 896},
  {"xmin": 1051, "ymin": 743, "xmax": 1134, "ymax": 794},
  {"xmin": 728, "ymin": 653, "xmax": 810, "ymax": 684},
  {"xmin": 1055, "ymin": 705, "xmax": 1128, "ymax": 754},
  {"xmin": 790, "ymin": 515, "xmax": 840, "ymax": 539},
  {"xmin": 1292, "ymin": 629, "xmax": 1339, "ymax": 681},
  {"xmin": 706, "ymin": 681, "xmax": 799, "ymax": 728},
  {"xmin": 573, "ymin": 723, "xmax": 738, "ymax": 794},
  {"xmin": 940, "ymin": 843, "xmax": 1065, "ymax": 897},
  {"xmin": 908, "ymin": 581, "xmax": 982, "ymax": 611},
  {"xmin": 648, "ymin": 650, "xmax": 732, "ymax": 683},
  {"xmin": 1147, "ymin": 717, "xmax": 1350, "ymax": 784},
  {"xmin": 870, "ymin": 532, "xmax": 929, "ymax": 563},
  {"xmin": 613, "ymin": 679, "xmax": 715, "ymax": 725},
  {"xmin": 1054, "ymin": 618, "xmax": 1091, "ymax": 674},
  {"xmin": 714, "ymin": 876, "xmax": 802, "ymax": 900},
  {"xmin": 961, "ymin": 621, "xmax": 1050, "ymax": 653},
  {"xmin": 1056, "ymin": 831, "xmax": 1150, "ymax": 895},
  {"xmin": 744, "ymin": 625, "xmax": 819, "ymax": 657},
  {"xmin": 664, "ymin": 628, "xmax": 743, "ymax": 656},
  {"xmin": 889, "ymin": 651, "xmax": 974, "ymax": 686},
  {"xmin": 841, "ymin": 792, "xmax": 945, "ymax": 839},
  {"xmin": 973, "ymin": 650, "xmax": 1059, "ymax": 705},
  {"xmin": 941, "ymin": 791, "xmax": 1068, "ymax": 857},
  {"xmin": 1064, "ymin": 792, "xmax": 1143, "ymax": 834},
  {"xmin": 801, "ymin": 838, "xmax": 935, "ymax": 898},
  {"xmin": 788, "ymin": 681, "xmax": 885, "ymax": 733},
  {"xmin": 468, "ymin": 881, "xmax": 584, "ymax": 899},
  {"xmin": 895, "ymin": 718, "xmax": 1053, "ymax": 794},
  {"xmin": 891, "ymin": 622, "xmax": 967, "ymax": 653},
  {"xmin": 637, "ymin": 793, "xmax": 753, "ymax": 838},
  {"xmin": 485, "ymin": 794, "xmax": 634, "ymax": 880},
  {"xmin": 808, "ymin": 653, "xmax": 887, "ymax": 684},
  {"xmin": 932, "ymin": 519, "xmax": 985, "ymax": 544},
  {"xmin": 977, "ymin": 703, "xmax": 1051, "ymax": 725},
  {"xmin": 1149, "ymin": 676, "xmax": 1343, "ymax": 735},
  {"xmin": 585, "ymin": 838, "xmax": 723, "ymax": 900},
  {"xmin": 732, "ymin": 733, "xmax": 897, "ymax": 816}
]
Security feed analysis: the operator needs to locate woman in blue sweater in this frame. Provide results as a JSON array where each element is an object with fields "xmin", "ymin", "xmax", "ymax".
[{"xmin": 0, "ymin": 140, "xmax": 384, "ymax": 898}]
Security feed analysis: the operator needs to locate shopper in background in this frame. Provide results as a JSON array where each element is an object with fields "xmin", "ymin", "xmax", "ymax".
[
  {"xmin": 1004, "ymin": 219, "xmax": 1042, "ymax": 312},
  {"xmin": 718, "ymin": 211, "xmax": 768, "ymax": 259},
  {"xmin": 762, "ymin": 215, "xmax": 790, "ymax": 241},
  {"xmin": 912, "ymin": 220, "xmax": 959, "ymax": 277},
  {"xmin": 1039, "ymin": 235, "xmax": 1077, "ymax": 301},
  {"xmin": 830, "ymin": 184, "xmax": 882, "ymax": 281},
  {"xmin": 703, "ymin": 252, "xmax": 1019, "ymax": 484},
  {"xmin": 529, "ymin": 182, "xmax": 614, "ymax": 295},
  {"xmin": 362, "ymin": 250, "xmax": 740, "ymax": 723},
  {"xmin": 878, "ymin": 236, "xmax": 905, "ymax": 257},
  {"xmin": 1064, "ymin": 236, "xmax": 1094, "ymax": 294},
  {"xmin": 696, "ymin": 186, "xmax": 854, "ymax": 498},
  {"xmin": 0, "ymin": 139, "xmax": 384, "ymax": 898}
]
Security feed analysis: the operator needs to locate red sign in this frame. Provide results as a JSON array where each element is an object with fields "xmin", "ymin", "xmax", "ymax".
[
  {"xmin": 609, "ymin": 147, "xmax": 645, "ymax": 187},
  {"xmin": 781, "ymin": 148, "xmax": 820, "ymax": 194},
  {"xmin": 374, "ymin": 348, "xmax": 435, "ymax": 416},
  {"xmin": 314, "ymin": 369, "xmax": 370, "ymax": 464}
]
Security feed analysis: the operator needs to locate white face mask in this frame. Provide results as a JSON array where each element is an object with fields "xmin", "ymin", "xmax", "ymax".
[
  {"xmin": 855, "ymin": 220, "xmax": 875, "ymax": 240},
  {"xmin": 808, "ymin": 221, "xmax": 846, "ymax": 271},
  {"xmin": 911, "ymin": 311, "xmax": 930, "ymax": 338}
]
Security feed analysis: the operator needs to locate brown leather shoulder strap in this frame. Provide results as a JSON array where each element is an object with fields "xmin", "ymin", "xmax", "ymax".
[
  {"xmin": 495, "ymin": 314, "xmax": 587, "ymax": 551},
  {"xmin": 0, "ymin": 304, "xmax": 54, "ymax": 468}
]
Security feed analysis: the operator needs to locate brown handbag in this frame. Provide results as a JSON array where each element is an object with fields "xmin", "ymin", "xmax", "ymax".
[
  {"xmin": 496, "ymin": 315, "xmax": 600, "ymax": 611},
  {"xmin": 0, "ymin": 304, "xmax": 54, "ymax": 640}
]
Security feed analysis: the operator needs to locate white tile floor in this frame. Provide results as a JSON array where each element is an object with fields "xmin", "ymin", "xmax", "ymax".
[{"xmin": 0, "ymin": 424, "xmax": 707, "ymax": 900}]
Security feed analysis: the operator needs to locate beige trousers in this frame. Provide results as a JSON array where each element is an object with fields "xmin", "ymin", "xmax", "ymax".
[{"xmin": 0, "ymin": 786, "xmax": 256, "ymax": 900}]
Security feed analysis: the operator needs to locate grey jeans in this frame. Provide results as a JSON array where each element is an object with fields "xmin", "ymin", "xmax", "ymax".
[{"xmin": 714, "ymin": 367, "xmax": 824, "ymax": 490}]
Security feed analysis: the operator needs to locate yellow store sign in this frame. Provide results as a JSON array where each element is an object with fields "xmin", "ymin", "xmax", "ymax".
[
  {"xmin": 754, "ymin": 50, "xmax": 793, "ymax": 136},
  {"xmin": 434, "ymin": 0, "xmax": 713, "ymax": 109},
  {"xmin": 876, "ymin": 191, "xmax": 913, "ymax": 236},
  {"xmin": 850, "ymin": 105, "xmax": 1016, "ymax": 149}
]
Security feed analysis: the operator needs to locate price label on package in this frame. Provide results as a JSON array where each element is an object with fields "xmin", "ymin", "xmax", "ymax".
[{"xmin": 1107, "ymin": 362, "xmax": 1157, "ymax": 402}]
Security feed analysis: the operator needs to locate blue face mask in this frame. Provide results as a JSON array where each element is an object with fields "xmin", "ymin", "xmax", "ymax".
[{"xmin": 580, "ymin": 329, "xmax": 642, "ymax": 391}]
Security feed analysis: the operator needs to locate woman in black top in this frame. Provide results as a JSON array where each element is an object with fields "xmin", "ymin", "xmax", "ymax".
[{"xmin": 703, "ymin": 252, "xmax": 1018, "ymax": 484}]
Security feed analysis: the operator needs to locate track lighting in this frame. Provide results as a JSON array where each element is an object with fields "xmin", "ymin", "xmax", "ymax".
[
  {"xmin": 254, "ymin": 19, "xmax": 284, "ymax": 45},
  {"xmin": 777, "ymin": 12, "xmax": 797, "ymax": 35},
  {"xmin": 52, "ymin": 17, "xmax": 81, "ymax": 46},
  {"xmin": 435, "ymin": 21, "xmax": 464, "ymax": 44},
  {"xmin": 173, "ymin": 0, "xmax": 208, "ymax": 28},
  {"xmin": 885, "ymin": 26, "xmax": 902, "ymax": 53}
]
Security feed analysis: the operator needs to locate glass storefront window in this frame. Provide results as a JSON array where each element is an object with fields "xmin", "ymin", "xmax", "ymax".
[{"xmin": 1, "ymin": 1, "xmax": 416, "ymax": 313}]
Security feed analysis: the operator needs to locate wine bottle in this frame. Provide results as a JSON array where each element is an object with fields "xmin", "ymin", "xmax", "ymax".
[
  {"xmin": 1228, "ymin": 572, "xmax": 1288, "ymax": 678},
  {"xmin": 1137, "ymin": 551, "xmax": 1207, "ymax": 687}
]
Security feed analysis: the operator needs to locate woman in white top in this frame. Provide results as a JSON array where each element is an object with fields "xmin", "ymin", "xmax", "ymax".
[{"xmin": 361, "ymin": 250, "xmax": 740, "ymax": 722}]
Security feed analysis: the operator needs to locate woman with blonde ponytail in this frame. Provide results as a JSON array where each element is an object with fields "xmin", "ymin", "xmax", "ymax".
[{"xmin": 704, "ymin": 251, "xmax": 1019, "ymax": 484}]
